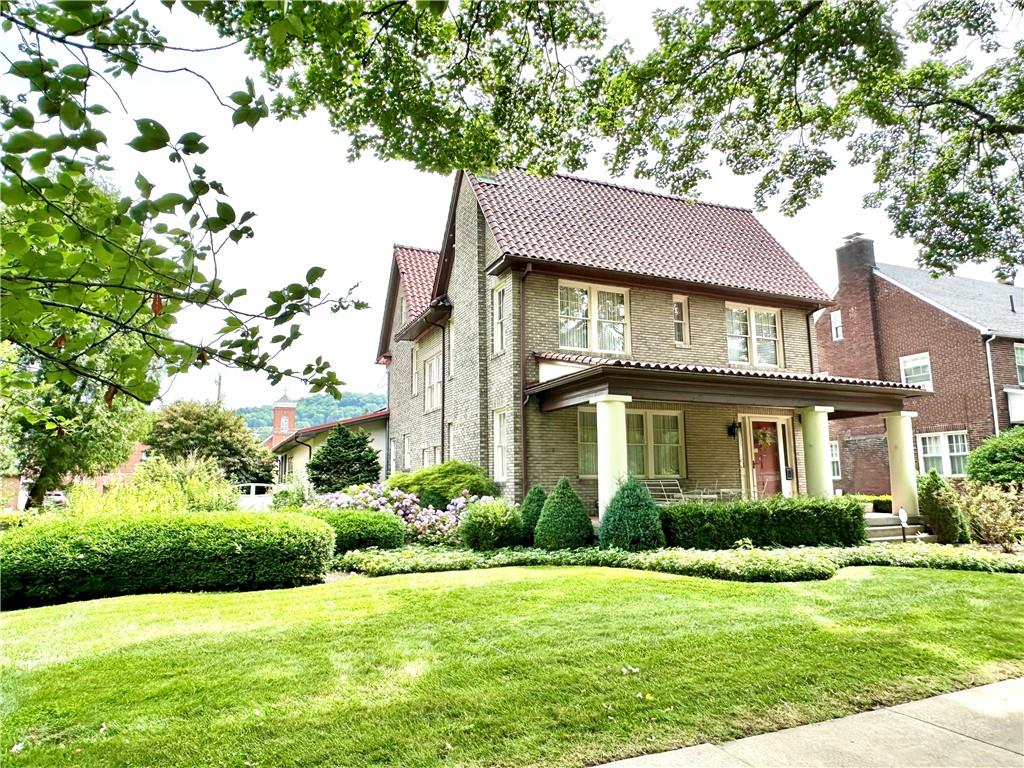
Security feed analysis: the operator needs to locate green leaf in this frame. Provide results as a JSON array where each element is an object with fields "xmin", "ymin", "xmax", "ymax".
[
  {"xmin": 216, "ymin": 201, "xmax": 235, "ymax": 223},
  {"xmin": 305, "ymin": 266, "xmax": 326, "ymax": 283},
  {"xmin": 9, "ymin": 107, "xmax": 34, "ymax": 128},
  {"xmin": 134, "ymin": 118, "xmax": 169, "ymax": 144},
  {"xmin": 229, "ymin": 91, "xmax": 252, "ymax": 106},
  {"xmin": 27, "ymin": 222, "xmax": 56, "ymax": 237},
  {"xmin": 59, "ymin": 101, "xmax": 85, "ymax": 130},
  {"xmin": 153, "ymin": 193, "xmax": 187, "ymax": 213},
  {"xmin": 135, "ymin": 173, "xmax": 154, "ymax": 198},
  {"xmin": 61, "ymin": 63, "xmax": 90, "ymax": 79},
  {"xmin": 269, "ymin": 19, "xmax": 290, "ymax": 48}
]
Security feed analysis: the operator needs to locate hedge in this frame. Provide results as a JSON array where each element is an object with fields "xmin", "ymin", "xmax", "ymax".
[
  {"xmin": 1, "ymin": 512, "xmax": 335, "ymax": 609},
  {"xmin": 459, "ymin": 500, "xmax": 523, "ymax": 551},
  {"xmin": 337, "ymin": 543, "xmax": 1024, "ymax": 582},
  {"xmin": 299, "ymin": 507, "xmax": 406, "ymax": 553},
  {"xmin": 660, "ymin": 496, "xmax": 866, "ymax": 550},
  {"xmin": 387, "ymin": 461, "xmax": 497, "ymax": 509}
]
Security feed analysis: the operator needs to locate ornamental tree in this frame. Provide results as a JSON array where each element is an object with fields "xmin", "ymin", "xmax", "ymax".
[
  {"xmin": 147, "ymin": 400, "xmax": 275, "ymax": 485},
  {"xmin": 306, "ymin": 426, "xmax": 382, "ymax": 493}
]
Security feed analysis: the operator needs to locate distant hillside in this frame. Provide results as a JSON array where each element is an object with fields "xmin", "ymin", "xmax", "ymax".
[{"xmin": 238, "ymin": 392, "xmax": 386, "ymax": 439}]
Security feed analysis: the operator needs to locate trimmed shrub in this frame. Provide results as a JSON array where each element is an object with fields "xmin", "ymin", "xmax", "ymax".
[
  {"xmin": 307, "ymin": 426, "xmax": 382, "ymax": 493},
  {"xmin": 919, "ymin": 470, "xmax": 970, "ymax": 544},
  {"xmin": 850, "ymin": 494, "xmax": 892, "ymax": 514},
  {"xmin": 459, "ymin": 499, "xmax": 523, "ymax": 551},
  {"xmin": 520, "ymin": 485, "xmax": 547, "ymax": 545},
  {"xmin": 1, "ymin": 512, "xmax": 335, "ymax": 609},
  {"xmin": 387, "ymin": 461, "xmax": 497, "ymax": 509},
  {"xmin": 598, "ymin": 478, "xmax": 665, "ymax": 551},
  {"xmin": 660, "ymin": 495, "xmax": 866, "ymax": 550},
  {"xmin": 946, "ymin": 480, "xmax": 1023, "ymax": 552},
  {"xmin": 533, "ymin": 478, "xmax": 593, "ymax": 550},
  {"xmin": 302, "ymin": 508, "xmax": 406, "ymax": 553},
  {"xmin": 966, "ymin": 427, "xmax": 1024, "ymax": 488}
]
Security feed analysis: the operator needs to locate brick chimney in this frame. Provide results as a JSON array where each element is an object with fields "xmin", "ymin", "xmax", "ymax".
[
  {"xmin": 267, "ymin": 393, "xmax": 297, "ymax": 450},
  {"xmin": 815, "ymin": 236, "xmax": 882, "ymax": 380}
]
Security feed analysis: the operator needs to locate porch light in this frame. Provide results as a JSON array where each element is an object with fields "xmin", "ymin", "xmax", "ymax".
[{"xmin": 727, "ymin": 421, "xmax": 741, "ymax": 438}]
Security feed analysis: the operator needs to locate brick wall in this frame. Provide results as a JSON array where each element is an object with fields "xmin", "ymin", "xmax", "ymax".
[{"xmin": 816, "ymin": 239, "xmax": 1008, "ymax": 493}]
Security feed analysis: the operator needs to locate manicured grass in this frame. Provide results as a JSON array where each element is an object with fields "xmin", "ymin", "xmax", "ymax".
[{"xmin": 3, "ymin": 566, "xmax": 1023, "ymax": 767}]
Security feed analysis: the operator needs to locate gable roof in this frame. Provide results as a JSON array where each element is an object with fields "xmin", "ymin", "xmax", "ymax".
[
  {"xmin": 467, "ymin": 168, "xmax": 829, "ymax": 305},
  {"xmin": 874, "ymin": 263, "xmax": 1023, "ymax": 338},
  {"xmin": 272, "ymin": 408, "xmax": 389, "ymax": 455},
  {"xmin": 394, "ymin": 245, "xmax": 440, "ymax": 318}
]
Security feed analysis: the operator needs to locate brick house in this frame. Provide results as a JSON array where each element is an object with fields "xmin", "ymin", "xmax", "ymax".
[
  {"xmin": 815, "ymin": 237, "xmax": 1024, "ymax": 494},
  {"xmin": 378, "ymin": 170, "xmax": 928, "ymax": 517}
]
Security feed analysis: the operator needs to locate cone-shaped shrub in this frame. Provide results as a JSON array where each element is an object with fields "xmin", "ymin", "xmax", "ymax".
[
  {"xmin": 520, "ymin": 484, "xmax": 547, "ymax": 545},
  {"xmin": 598, "ymin": 478, "xmax": 666, "ymax": 551},
  {"xmin": 533, "ymin": 478, "xmax": 593, "ymax": 550}
]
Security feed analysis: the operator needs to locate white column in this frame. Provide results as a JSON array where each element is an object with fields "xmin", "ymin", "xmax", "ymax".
[
  {"xmin": 882, "ymin": 411, "xmax": 919, "ymax": 517},
  {"xmin": 589, "ymin": 394, "xmax": 632, "ymax": 519},
  {"xmin": 796, "ymin": 405, "xmax": 835, "ymax": 498}
]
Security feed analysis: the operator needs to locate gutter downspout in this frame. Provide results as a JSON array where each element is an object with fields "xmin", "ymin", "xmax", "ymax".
[
  {"xmin": 519, "ymin": 264, "xmax": 532, "ymax": 498},
  {"xmin": 985, "ymin": 333, "xmax": 1000, "ymax": 435},
  {"xmin": 294, "ymin": 436, "xmax": 315, "ymax": 481}
]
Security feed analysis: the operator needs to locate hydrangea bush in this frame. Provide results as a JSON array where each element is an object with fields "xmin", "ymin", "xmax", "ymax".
[{"xmin": 320, "ymin": 484, "xmax": 492, "ymax": 545}]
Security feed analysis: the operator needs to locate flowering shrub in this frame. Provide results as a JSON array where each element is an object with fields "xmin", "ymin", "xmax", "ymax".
[{"xmin": 320, "ymin": 484, "xmax": 492, "ymax": 545}]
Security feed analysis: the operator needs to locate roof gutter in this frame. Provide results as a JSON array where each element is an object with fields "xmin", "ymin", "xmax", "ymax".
[{"xmin": 985, "ymin": 333, "xmax": 1001, "ymax": 435}]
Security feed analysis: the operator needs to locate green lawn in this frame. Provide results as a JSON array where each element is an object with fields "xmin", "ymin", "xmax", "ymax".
[{"xmin": 3, "ymin": 566, "xmax": 1023, "ymax": 767}]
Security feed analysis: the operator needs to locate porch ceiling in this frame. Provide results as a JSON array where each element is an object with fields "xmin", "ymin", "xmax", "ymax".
[{"xmin": 526, "ymin": 354, "xmax": 927, "ymax": 417}]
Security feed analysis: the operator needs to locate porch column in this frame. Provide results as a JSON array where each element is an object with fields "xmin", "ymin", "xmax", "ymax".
[
  {"xmin": 796, "ymin": 406, "xmax": 835, "ymax": 498},
  {"xmin": 589, "ymin": 394, "xmax": 632, "ymax": 518},
  {"xmin": 882, "ymin": 411, "xmax": 919, "ymax": 516}
]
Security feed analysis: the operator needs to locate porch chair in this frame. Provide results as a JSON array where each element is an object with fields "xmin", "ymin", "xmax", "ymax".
[{"xmin": 641, "ymin": 478, "xmax": 685, "ymax": 506}]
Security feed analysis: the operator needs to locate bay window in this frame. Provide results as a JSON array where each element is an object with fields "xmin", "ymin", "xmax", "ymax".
[
  {"xmin": 558, "ymin": 280, "xmax": 629, "ymax": 354},
  {"xmin": 726, "ymin": 304, "xmax": 782, "ymax": 366}
]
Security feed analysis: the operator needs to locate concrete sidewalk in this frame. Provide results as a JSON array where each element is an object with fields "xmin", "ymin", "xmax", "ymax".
[{"xmin": 601, "ymin": 678, "xmax": 1023, "ymax": 767}]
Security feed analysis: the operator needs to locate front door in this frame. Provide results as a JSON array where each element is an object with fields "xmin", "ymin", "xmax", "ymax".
[{"xmin": 751, "ymin": 421, "xmax": 782, "ymax": 497}]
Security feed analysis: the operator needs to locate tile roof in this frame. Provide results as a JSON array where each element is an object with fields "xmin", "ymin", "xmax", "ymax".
[
  {"xmin": 533, "ymin": 352, "xmax": 924, "ymax": 392},
  {"xmin": 469, "ymin": 169, "xmax": 829, "ymax": 303},
  {"xmin": 874, "ymin": 263, "xmax": 1023, "ymax": 338},
  {"xmin": 393, "ymin": 245, "xmax": 440, "ymax": 318}
]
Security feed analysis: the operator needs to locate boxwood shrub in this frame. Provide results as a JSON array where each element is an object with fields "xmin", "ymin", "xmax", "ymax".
[
  {"xmin": 300, "ymin": 507, "xmax": 407, "ymax": 553},
  {"xmin": 918, "ymin": 470, "xmax": 970, "ymax": 544},
  {"xmin": 534, "ymin": 478, "xmax": 593, "ymax": 550},
  {"xmin": 598, "ymin": 478, "xmax": 665, "ymax": 551},
  {"xmin": 519, "ymin": 485, "xmax": 547, "ymax": 546},
  {"xmin": 1, "ymin": 511, "xmax": 335, "ymax": 609},
  {"xmin": 387, "ymin": 460, "xmax": 497, "ymax": 509},
  {"xmin": 660, "ymin": 495, "xmax": 866, "ymax": 550},
  {"xmin": 459, "ymin": 499, "xmax": 523, "ymax": 551}
]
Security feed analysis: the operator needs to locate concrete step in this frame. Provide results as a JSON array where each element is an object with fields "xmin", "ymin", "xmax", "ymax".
[
  {"xmin": 865, "ymin": 513, "xmax": 927, "ymax": 527},
  {"xmin": 869, "ymin": 533, "xmax": 938, "ymax": 544},
  {"xmin": 867, "ymin": 524, "xmax": 928, "ymax": 539}
]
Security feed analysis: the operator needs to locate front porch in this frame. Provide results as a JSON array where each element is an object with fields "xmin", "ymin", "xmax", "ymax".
[{"xmin": 524, "ymin": 355, "xmax": 927, "ymax": 518}]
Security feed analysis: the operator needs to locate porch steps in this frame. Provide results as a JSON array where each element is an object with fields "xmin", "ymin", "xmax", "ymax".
[{"xmin": 864, "ymin": 512, "xmax": 937, "ymax": 543}]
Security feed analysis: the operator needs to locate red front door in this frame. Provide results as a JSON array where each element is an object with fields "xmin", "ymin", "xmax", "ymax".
[{"xmin": 751, "ymin": 421, "xmax": 782, "ymax": 497}]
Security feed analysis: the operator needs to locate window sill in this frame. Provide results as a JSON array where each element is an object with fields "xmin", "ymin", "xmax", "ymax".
[
  {"xmin": 423, "ymin": 407, "xmax": 442, "ymax": 415},
  {"xmin": 674, "ymin": 341, "xmax": 691, "ymax": 349}
]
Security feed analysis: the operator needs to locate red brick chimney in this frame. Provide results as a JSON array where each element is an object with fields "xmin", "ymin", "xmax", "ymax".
[
  {"xmin": 816, "ymin": 236, "xmax": 882, "ymax": 380},
  {"xmin": 266, "ymin": 393, "xmax": 297, "ymax": 450}
]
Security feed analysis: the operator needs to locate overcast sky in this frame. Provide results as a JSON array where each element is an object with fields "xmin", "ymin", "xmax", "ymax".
[{"xmin": 81, "ymin": 1, "xmax": 1014, "ymax": 409}]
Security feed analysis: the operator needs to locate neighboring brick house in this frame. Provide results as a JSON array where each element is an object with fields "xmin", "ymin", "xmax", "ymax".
[
  {"xmin": 815, "ymin": 237, "xmax": 1024, "ymax": 494},
  {"xmin": 378, "ymin": 170, "xmax": 928, "ymax": 516}
]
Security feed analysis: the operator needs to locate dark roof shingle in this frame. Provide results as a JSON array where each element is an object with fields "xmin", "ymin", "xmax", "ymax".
[
  {"xmin": 393, "ymin": 245, "xmax": 440, "ymax": 318},
  {"xmin": 469, "ymin": 169, "xmax": 829, "ymax": 303}
]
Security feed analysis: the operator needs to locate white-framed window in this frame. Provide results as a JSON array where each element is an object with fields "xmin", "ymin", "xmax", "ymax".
[
  {"xmin": 672, "ymin": 295, "xmax": 690, "ymax": 346},
  {"xmin": 829, "ymin": 440, "xmax": 841, "ymax": 479},
  {"xmin": 1015, "ymin": 343, "xmax": 1024, "ymax": 385},
  {"xmin": 389, "ymin": 438, "xmax": 397, "ymax": 474},
  {"xmin": 424, "ymin": 353, "xmax": 442, "ymax": 412},
  {"xmin": 917, "ymin": 430, "xmax": 969, "ymax": 477},
  {"xmin": 421, "ymin": 447, "xmax": 431, "ymax": 467},
  {"xmin": 280, "ymin": 414, "xmax": 290, "ymax": 432},
  {"xmin": 578, "ymin": 408, "xmax": 685, "ymax": 478},
  {"xmin": 493, "ymin": 409, "xmax": 509, "ymax": 482},
  {"xmin": 492, "ymin": 282, "xmax": 507, "ymax": 354},
  {"xmin": 434, "ymin": 445, "xmax": 442, "ymax": 466},
  {"xmin": 899, "ymin": 352, "xmax": 933, "ymax": 391},
  {"xmin": 726, "ymin": 304, "xmax": 782, "ymax": 366},
  {"xmin": 830, "ymin": 310, "xmax": 844, "ymax": 341},
  {"xmin": 410, "ymin": 345, "xmax": 419, "ymax": 395},
  {"xmin": 402, "ymin": 434, "xmax": 410, "ymax": 470},
  {"xmin": 558, "ymin": 280, "xmax": 630, "ymax": 354}
]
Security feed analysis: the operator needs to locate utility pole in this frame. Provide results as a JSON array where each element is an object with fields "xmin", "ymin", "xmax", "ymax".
[{"xmin": 215, "ymin": 373, "xmax": 223, "ymax": 403}]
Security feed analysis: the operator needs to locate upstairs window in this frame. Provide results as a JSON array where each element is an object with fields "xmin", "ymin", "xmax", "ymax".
[
  {"xmin": 1016, "ymin": 343, "xmax": 1024, "ymax": 385},
  {"xmin": 492, "ymin": 283, "xmax": 507, "ymax": 354},
  {"xmin": 726, "ymin": 304, "xmax": 782, "ymax": 366},
  {"xmin": 899, "ymin": 352, "xmax": 933, "ymax": 391},
  {"xmin": 411, "ymin": 345, "xmax": 419, "ymax": 395},
  {"xmin": 558, "ymin": 281, "xmax": 629, "ymax": 354},
  {"xmin": 673, "ymin": 295, "xmax": 690, "ymax": 346},
  {"xmin": 830, "ymin": 310, "xmax": 844, "ymax": 341},
  {"xmin": 424, "ymin": 353, "xmax": 442, "ymax": 412}
]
